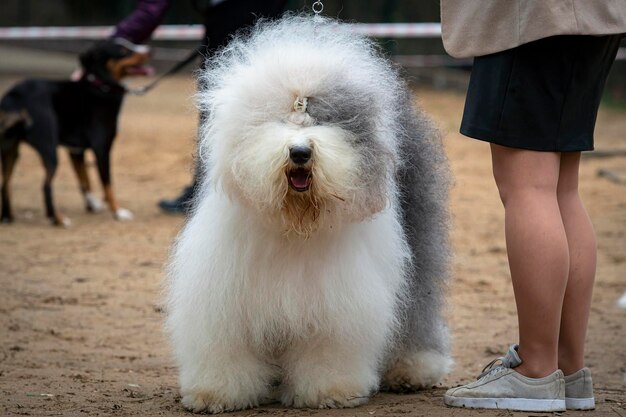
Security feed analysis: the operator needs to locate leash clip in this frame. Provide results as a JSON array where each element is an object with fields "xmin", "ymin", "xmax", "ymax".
[{"xmin": 312, "ymin": 1, "xmax": 324, "ymax": 15}]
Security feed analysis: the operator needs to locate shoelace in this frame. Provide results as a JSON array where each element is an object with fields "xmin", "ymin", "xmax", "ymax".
[{"xmin": 477, "ymin": 355, "xmax": 515, "ymax": 380}]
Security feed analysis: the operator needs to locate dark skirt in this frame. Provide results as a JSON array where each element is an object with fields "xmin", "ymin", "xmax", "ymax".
[{"xmin": 461, "ymin": 35, "xmax": 621, "ymax": 152}]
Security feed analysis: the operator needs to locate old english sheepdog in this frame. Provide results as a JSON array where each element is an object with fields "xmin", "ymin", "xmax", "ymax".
[{"xmin": 166, "ymin": 15, "xmax": 452, "ymax": 413}]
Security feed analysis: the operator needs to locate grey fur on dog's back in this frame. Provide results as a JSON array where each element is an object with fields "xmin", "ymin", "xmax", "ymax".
[{"xmin": 394, "ymin": 90, "xmax": 451, "ymax": 358}]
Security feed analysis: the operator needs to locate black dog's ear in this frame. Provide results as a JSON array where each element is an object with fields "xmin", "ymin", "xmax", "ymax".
[
  {"xmin": 79, "ymin": 47, "xmax": 96, "ymax": 72},
  {"xmin": 79, "ymin": 41, "xmax": 128, "ymax": 71}
]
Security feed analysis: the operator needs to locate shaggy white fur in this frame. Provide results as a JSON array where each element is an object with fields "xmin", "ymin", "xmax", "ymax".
[{"xmin": 166, "ymin": 14, "xmax": 452, "ymax": 413}]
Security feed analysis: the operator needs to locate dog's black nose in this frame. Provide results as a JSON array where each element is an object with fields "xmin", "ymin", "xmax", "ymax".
[{"xmin": 289, "ymin": 146, "xmax": 312, "ymax": 164}]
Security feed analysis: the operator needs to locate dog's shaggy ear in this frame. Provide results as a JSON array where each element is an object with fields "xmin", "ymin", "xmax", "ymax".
[{"xmin": 0, "ymin": 109, "xmax": 32, "ymax": 134}]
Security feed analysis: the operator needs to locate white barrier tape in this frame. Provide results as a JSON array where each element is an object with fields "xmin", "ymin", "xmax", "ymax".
[
  {"xmin": 0, "ymin": 26, "xmax": 113, "ymax": 39},
  {"xmin": 153, "ymin": 25, "xmax": 203, "ymax": 40},
  {"xmin": 344, "ymin": 23, "xmax": 442, "ymax": 38},
  {"xmin": 0, "ymin": 23, "xmax": 442, "ymax": 40},
  {"xmin": 1, "ymin": 25, "xmax": 622, "ymax": 62}
]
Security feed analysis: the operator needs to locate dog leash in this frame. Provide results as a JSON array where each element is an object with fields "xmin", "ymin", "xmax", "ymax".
[{"xmin": 123, "ymin": 46, "xmax": 202, "ymax": 96}]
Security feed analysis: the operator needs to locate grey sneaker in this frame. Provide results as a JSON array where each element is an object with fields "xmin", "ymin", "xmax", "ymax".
[
  {"xmin": 565, "ymin": 367, "xmax": 595, "ymax": 410},
  {"xmin": 444, "ymin": 345, "xmax": 566, "ymax": 412}
]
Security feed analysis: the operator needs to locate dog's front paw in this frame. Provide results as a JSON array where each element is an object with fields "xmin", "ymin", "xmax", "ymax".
[
  {"xmin": 181, "ymin": 391, "xmax": 254, "ymax": 414},
  {"xmin": 1, "ymin": 215, "xmax": 14, "ymax": 224},
  {"xmin": 317, "ymin": 392, "xmax": 370, "ymax": 409},
  {"xmin": 85, "ymin": 192, "xmax": 105, "ymax": 213},
  {"xmin": 114, "ymin": 208, "xmax": 134, "ymax": 221},
  {"xmin": 282, "ymin": 385, "xmax": 370, "ymax": 409},
  {"xmin": 50, "ymin": 214, "xmax": 72, "ymax": 227},
  {"xmin": 181, "ymin": 392, "xmax": 224, "ymax": 414}
]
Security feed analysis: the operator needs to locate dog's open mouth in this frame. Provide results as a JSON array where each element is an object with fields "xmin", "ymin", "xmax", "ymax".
[
  {"xmin": 124, "ymin": 64, "xmax": 154, "ymax": 77},
  {"xmin": 288, "ymin": 168, "xmax": 311, "ymax": 192}
]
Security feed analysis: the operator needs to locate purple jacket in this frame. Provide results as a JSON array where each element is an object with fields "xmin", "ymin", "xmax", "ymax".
[{"xmin": 111, "ymin": 0, "xmax": 170, "ymax": 44}]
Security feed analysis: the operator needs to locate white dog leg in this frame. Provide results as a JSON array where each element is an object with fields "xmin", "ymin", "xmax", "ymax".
[
  {"xmin": 178, "ymin": 344, "xmax": 277, "ymax": 414},
  {"xmin": 280, "ymin": 335, "xmax": 380, "ymax": 409},
  {"xmin": 382, "ymin": 350, "xmax": 453, "ymax": 391}
]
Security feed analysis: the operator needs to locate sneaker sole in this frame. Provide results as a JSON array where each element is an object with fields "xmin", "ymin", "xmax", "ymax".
[
  {"xmin": 444, "ymin": 394, "xmax": 566, "ymax": 412},
  {"xmin": 566, "ymin": 397, "xmax": 595, "ymax": 410}
]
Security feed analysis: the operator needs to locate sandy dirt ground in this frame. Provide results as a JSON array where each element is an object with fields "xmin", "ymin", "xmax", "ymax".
[{"xmin": 0, "ymin": 75, "xmax": 624, "ymax": 417}]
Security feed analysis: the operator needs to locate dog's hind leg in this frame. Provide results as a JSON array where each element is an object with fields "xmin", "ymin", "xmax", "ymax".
[
  {"xmin": 23, "ymin": 108, "xmax": 69, "ymax": 226},
  {"xmin": 41, "ymin": 153, "xmax": 70, "ymax": 227},
  {"xmin": 68, "ymin": 150, "xmax": 104, "ymax": 213},
  {"xmin": 381, "ymin": 258, "xmax": 454, "ymax": 391},
  {"xmin": 1, "ymin": 109, "xmax": 31, "ymax": 223},
  {"xmin": 380, "ymin": 222, "xmax": 454, "ymax": 388},
  {"xmin": 382, "ymin": 322, "xmax": 454, "ymax": 391},
  {"xmin": 1, "ymin": 142, "xmax": 19, "ymax": 223},
  {"xmin": 382, "ymin": 259, "xmax": 453, "ymax": 391}
]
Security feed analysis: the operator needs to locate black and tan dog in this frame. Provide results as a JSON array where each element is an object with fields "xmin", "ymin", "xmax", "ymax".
[{"xmin": 0, "ymin": 40, "xmax": 150, "ymax": 225}]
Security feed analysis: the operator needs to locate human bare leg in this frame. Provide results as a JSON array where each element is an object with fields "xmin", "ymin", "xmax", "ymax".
[
  {"xmin": 556, "ymin": 152, "xmax": 596, "ymax": 375},
  {"xmin": 490, "ymin": 144, "xmax": 569, "ymax": 378}
]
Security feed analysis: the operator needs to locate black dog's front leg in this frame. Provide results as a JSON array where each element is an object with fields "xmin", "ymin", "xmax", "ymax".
[
  {"xmin": 93, "ymin": 145, "xmax": 133, "ymax": 221},
  {"xmin": 68, "ymin": 151, "xmax": 105, "ymax": 213}
]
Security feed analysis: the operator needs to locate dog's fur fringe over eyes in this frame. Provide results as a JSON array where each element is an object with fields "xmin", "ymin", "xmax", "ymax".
[{"xmin": 166, "ymin": 14, "xmax": 453, "ymax": 414}]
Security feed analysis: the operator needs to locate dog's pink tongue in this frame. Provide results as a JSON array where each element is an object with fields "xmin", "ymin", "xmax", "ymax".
[
  {"xmin": 127, "ymin": 65, "xmax": 154, "ymax": 76},
  {"xmin": 290, "ymin": 171, "xmax": 310, "ymax": 189},
  {"xmin": 291, "ymin": 176, "xmax": 308, "ymax": 188}
]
